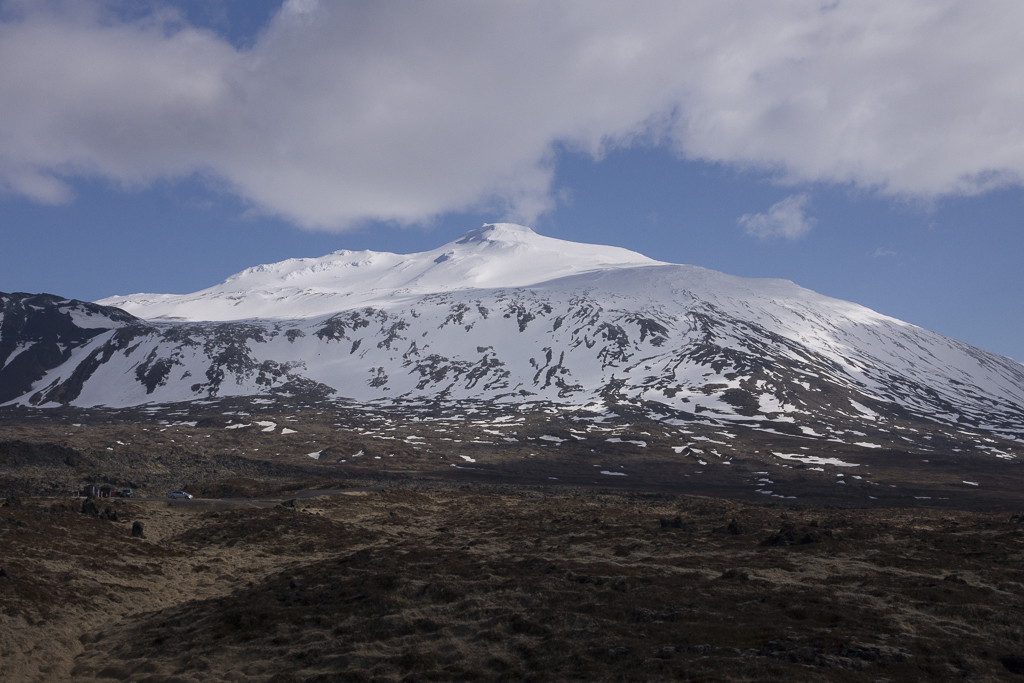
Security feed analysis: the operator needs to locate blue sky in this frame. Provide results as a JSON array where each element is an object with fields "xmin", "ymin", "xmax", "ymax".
[{"xmin": 1, "ymin": 1, "xmax": 1022, "ymax": 361}]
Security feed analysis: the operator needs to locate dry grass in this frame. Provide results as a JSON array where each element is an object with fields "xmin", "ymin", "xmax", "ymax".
[{"xmin": 2, "ymin": 487, "xmax": 1024, "ymax": 681}]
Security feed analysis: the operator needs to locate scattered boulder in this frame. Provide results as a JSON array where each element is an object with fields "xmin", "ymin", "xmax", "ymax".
[
  {"xmin": 720, "ymin": 568, "xmax": 750, "ymax": 581},
  {"xmin": 658, "ymin": 515, "xmax": 695, "ymax": 531},
  {"xmin": 0, "ymin": 568, "xmax": 15, "ymax": 580},
  {"xmin": 799, "ymin": 530, "xmax": 824, "ymax": 544},
  {"xmin": 760, "ymin": 524, "xmax": 798, "ymax": 546},
  {"xmin": 81, "ymin": 499, "xmax": 100, "ymax": 516},
  {"xmin": 1001, "ymin": 654, "xmax": 1024, "ymax": 675},
  {"xmin": 761, "ymin": 524, "xmax": 828, "ymax": 547},
  {"xmin": 712, "ymin": 519, "xmax": 743, "ymax": 534},
  {"xmin": 98, "ymin": 507, "xmax": 119, "ymax": 522},
  {"xmin": 727, "ymin": 518, "xmax": 748, "ymax": 535},
  {"xmin": 131, "ymin": 521, "xmax": 145, "ymax": 538}
]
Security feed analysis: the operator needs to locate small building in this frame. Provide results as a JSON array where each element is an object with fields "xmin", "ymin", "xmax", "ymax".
[{"xmin": 82, "ymin": 484, "xmax": 125, "ymax": 498}]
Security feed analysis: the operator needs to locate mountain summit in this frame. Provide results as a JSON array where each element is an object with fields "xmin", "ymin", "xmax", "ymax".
[{"xmin": 97, "ymin": 223, "xmax": 662, "ymax": 321}]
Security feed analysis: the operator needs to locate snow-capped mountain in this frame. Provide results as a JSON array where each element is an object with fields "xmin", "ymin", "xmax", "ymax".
[{"xmin": 3, "ymin": 224, "xmax": 1024, "ymax": 444}]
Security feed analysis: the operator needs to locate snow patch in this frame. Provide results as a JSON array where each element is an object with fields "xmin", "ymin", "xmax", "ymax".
[
  {"xmin": 772, "ymin": 452, "xmax": 860, "ymax": 468},
  {"xmin": 606, "ymin": 438, "xmax": 647, "ymax": 447}
]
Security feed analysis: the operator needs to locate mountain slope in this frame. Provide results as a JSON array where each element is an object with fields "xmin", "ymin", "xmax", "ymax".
[
  {"xmin": 0, "ymin": 293, "xmax": 139, "ymax": 405},
  {"xmin": 3, "ymin": 224, "xmax": 1024, "ymax": 449}
]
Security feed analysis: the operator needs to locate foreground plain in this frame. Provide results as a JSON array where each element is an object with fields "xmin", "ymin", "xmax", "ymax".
[
  {"xmin": 2, "ymin": 399, "xmax": 1024, "ymax": 681},
  {"xmin": 2, "ymin": 483, "xmax": 1024, "ymax": 681}
]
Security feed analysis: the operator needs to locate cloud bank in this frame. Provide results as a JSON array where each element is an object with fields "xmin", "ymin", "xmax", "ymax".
[{"xmin": 2, "ymin": 0, "xmax": 1024, "ymax": 228}]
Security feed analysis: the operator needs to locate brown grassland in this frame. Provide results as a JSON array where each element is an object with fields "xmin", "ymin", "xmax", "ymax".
[
  {"xmin": 2, "ymin": 400, "xmax": 1024, "ymax": 681},
  {"xmin": 2, "ymin": 484, "xmax": 1024, "ymax": 682}
]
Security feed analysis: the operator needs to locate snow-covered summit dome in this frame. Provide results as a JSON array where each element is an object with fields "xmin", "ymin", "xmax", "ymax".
[
  {"xmin": 456, "ymin": 222, "xmax": 538, "ymax": 242},
  {"xmin": 97, "ymin": 224, "xmax": 663, "ymax": 321}
]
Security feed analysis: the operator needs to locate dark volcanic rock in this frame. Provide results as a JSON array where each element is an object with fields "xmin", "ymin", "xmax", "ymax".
[
  {"xmin": 761, "ymin": 524, "xmax": 799, "ymax": 546},
  {"xmin": 761, "ymin": 524, "xmax": 827, "ymax": 547},
  {"xmin": 659, "ymin": 515, "xmax": 684, "ymax": 529},
  {"xmin": 727, "ymin": 518, "xmax": 748, "ymax": 534},
  {"xmin": 1002, "ymin": 655, "xmax": 1024, "ymax": 675},
  {"xmin": 0, "ymin": 292, "xmax": 139, "ymax": 404}
]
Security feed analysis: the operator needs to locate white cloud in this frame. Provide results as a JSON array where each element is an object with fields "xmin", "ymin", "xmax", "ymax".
[
  {"xmin": 739, "ymin": 194, "xmax": 815, "ymax": 240},
  {"xmin": 282, "ymin": 0, "xmax": 318, "ymax": 15},
  {"xmin": 2, "ymin": 1, "xmax": 1024, "ymax": 228},
  {"xmin": 873, "ymin": 248, "xmax": 897, "ymax": 257}
]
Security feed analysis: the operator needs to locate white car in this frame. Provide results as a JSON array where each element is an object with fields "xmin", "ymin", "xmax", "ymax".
[{"xmin": 167, "ymin": 491, "xmax": 193, "ymax": 499}]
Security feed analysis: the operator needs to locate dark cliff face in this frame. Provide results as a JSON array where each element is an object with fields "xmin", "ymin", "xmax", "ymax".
[
  {"xmin": 0, "ymin": 293, "xmax": 339, "ymax": 406},
  {"xmin": 0, "ymin": 293, "xmax": 140, "ymax": 404}
]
